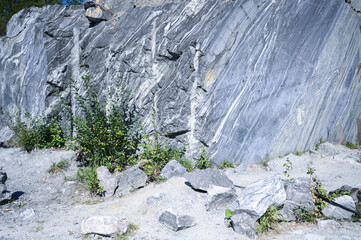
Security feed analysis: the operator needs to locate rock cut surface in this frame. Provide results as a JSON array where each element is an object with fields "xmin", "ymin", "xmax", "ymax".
[{"xmin": 0, "ymin": 0, "xmax": 360, "ymax": 164}]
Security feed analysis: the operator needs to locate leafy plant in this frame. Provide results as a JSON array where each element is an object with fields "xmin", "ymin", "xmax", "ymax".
[
  {"xmin": 177, "ymin": 158, "xmax": 193, "ymax": 172},
  {"xmin": 259, "ymin": 159, "xmax": 269, "ymax": 167},
  {"xmin": 219, "ymin": 160, "xmax": 234, "ymax": 169},
  {"xmin": 195, "ymin": 148, "xmax": 211, "ymax": 169},
  {"xmin": 256, "ymin": 205, "xmax": 279, "ymax": 234},
  {"xmin": 139, "ymin": 112, "xmax": 186, "ymax": 181},
  {"xmin": 48, "ymin": 160, "xmax": 69, "ymax": 174},
  {"xmin": 306, "ymin": 167, "xmax": 331, "ymax": 215},
  {"xmin": 282, "ymin": 158, "xmax": 294, "ymax": 182},
  {"xmin": 353, "ymin": 203, "xmax": 361, "ymax": 221},
  {"xmin": 71, "ymin": 74, "xmax": 140, "ymax": 172},
  {"xmin": 77, "ymin": 167, "xmax": 102, "ymax": 194},
  {"xmin": 345, "ymin": 141, "xmax": 359, "ymax": 149},
  {"xmin": 225, "ymin": 209, "xmax": 235, "ymax": 228},
  {"xmin": 295, "ymin": 151, "xmax": 304, "ymax": 156},
  {"xmin": 296, "ymin": 208, "xmax": 317, "ymax": 223},
  {"xmin": 315, "ymin": 138, "xmax": 325, "ymax": 151},
  {"xmin": 225, "ymin": 209, "xmax": 235, "ymax": 219},
  {"xmin": 8, "ymin": 110, "xmax": 66, "ymax": 152}
]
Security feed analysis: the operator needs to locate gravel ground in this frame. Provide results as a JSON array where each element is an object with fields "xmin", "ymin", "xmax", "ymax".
[{"xmin": 0, "ymin": 143, "xmax": 360, "ymax": 240}]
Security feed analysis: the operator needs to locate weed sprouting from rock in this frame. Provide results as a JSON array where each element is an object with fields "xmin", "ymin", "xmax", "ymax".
[
  {"xmin": 345, "ymin": 141, "xmax": 359, "ymax": 149},
  {"xmin": 315, "ymin": 138, "xmax": 325, "ymax": 151},
  {"xmin": 48, "ymin": 160, "xmax": 69, "ymax": 174},
  {"xmin": 256, "ymin": 205, "xmax": 279, "ymax": 234},
  {"xmin": 282, "ymin": 158, "xmax": 294, "ymax": 182},
  {"xmin": 139, "ymin": 111, "xmax": 187, "ymax": 181},
  {"xmin": 195, "ymin": 148, "xmax": 211, "ymax": 169},
  {"xmin": 219, "ymin": 160, "xmax": 234, "ymax": 169}
]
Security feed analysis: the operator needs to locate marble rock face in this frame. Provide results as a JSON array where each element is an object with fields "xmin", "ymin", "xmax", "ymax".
[{"xmin": 1, "ymin": 0, "xmax": 361, "ymax": 164}]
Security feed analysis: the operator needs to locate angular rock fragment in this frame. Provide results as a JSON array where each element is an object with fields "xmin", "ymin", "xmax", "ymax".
[
  {"xmin": 84, "ymin": 0, "xmax": 112, "ymax": 24},
  {"xmin": 159, "ymin": 210, "xmax": 196, "ymax": 232},
  {"xmin": 230, "ymin": 212, "xmax": 257, "ymax": 239},
  {"xmin": 317, "ymin": 142, "xmax": 343, "ymax": 157},
  {"xmin": 322, "ymin": 195, "xmax": 356, "ymax": 219},
  {"xmin": 230, "ymin": 176, "xmax": 286, "ymax": 219},
  {"xmin": 116, "ymin": 166, "xmax": 147, "ymax": 196},
  {"xmin": 160, "ymin": 160, "xmax": 187, "ymax": 179},
  {"xmin": 81, "ymin": 216, "xmax": 128, "ymax": 236},
  {"xmin": 317, "ymin": 219, "xmax": 341, "ymax": 229},
  {"xmin": 206, "ymin": 185, "xmax": 237, "ymax": 211},
  {"xmin": 186, "ymin": 169, "xmax": 234, "ymax": 192},
  {"xmin": 96, "ymin": 166, "xmax": 118, "ymax": 197},
  {"xmin": 277, "ymin": 178, "xmax": 314, "ymax": 221},
  {"xmin": 284, "ymin": 178, "xmax": 314, "ymax": 211}
]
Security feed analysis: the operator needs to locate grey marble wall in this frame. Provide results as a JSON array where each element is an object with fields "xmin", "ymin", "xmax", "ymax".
[{"xmin": 1, "ymin": 0, "xmax": 360, "ymax": 164}]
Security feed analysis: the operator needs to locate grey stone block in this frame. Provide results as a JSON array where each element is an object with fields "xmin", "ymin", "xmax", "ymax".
[
  {"xmin": 96, "ymin": 166, "xmax": 118, "ymax": 197},
  {"xmin": 186, "ymin": 169, "xmax": 234, "ymax": 192},
  {"xmin": 206, "ymin": 185, "xmax": 237, "ymax": 211},
  {"xmin": 230, "ymin": 176, "xmax": 286, "ymax": 219},
  {"xmin": 230, "ymin": 212, "xmax": 257, "ymax": 239},
  {"xmin": 116, "ymin": 166, "xmax": 147, "ymax": 196},
  {"xmin": 159, "ymin": 210, "xmax": 196, "ymax": 232},
  {"xmin": 81, "ymin": 216, "xmax": 128, "ymax": 236},
  {"xmin": 317, "ymin": 219, "xmax": 341, "ymax": 230},
  {"xmin": 160, "ymin": 160, "xmax": 187, "ymax": 179},
  {"xmin": 322, "ymin": 195, "xmax": 356, "ymax": 220}
]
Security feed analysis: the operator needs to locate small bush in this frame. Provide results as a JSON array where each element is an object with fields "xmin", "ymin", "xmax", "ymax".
[
  {"xmin": 219, "ymin": 160, "xmax": 234, "ymax": 169},
  {"xmin": 77, "ymin": 167, "xmax": 102, "ymax": 194},
  {"xmin": 48, "ymin": 160, "xmax": 69, "ymax": 173},
  {"xmin": 195, "ymin": 148, "xmax": 211, "ymax": 169},
  {"xmin": 139, "ymin": 111, "xmax": 187, "ymax": 181},
  {"xmin": 71, "ymin": 74, "xmax": 139, "ymax": 171},
  {"xmin": 178, "ymin": 158, "xmax": 193, "ymax": 172},
  {"xmin": 256, "ymin": 205, "xmax": 279, "ymax": 234},
  {"xmin": 315, "ymin": 138, "xmax": 325, "ymax": 151},
  {"xmin": 8, "ymin": 111, "xmax": 66, "ymax": 152},
  {"xmin": 259, "ymin": 159, "xmax": 269, "ymax": 167},
  {"xmin": 140, "ymin": 138, "xmax": 186, "ymax": 181},
  {"xmin": 345, "ymin": 141, "xmax": 359, "ymax": 149},
  {"xmin": 296, "ymin": 208, "xmax": 317, "ymax": 223}
]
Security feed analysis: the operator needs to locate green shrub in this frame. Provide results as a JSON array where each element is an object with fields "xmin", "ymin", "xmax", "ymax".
[
  {"xmin": 306, "ymin": 167, "xmax": 349, "ymax": 215},
  {"xmin": 219, "ymin": 160, "xmax": 234, "ymax": 169},
  {"xmin": 345, "ymin": 141, "xmax": 359, "ymax": 149},
  {"xmin": 137, "ymin": 111, "xmax": 187, "ymax": 181},
  {"xmin": 140, "ymin": 134, "xmax": 186, "ymax": 181},
  {"xmin": 195, "ymin": 148, "xmax": 211, "ymax": 169},
  {"xmin": 48, "ymin": 160, "xmax": 69, "ymax": 173},
  {"xmin": 296, "ymin": 208, "xmax": 317, "ymax": 223},
  {"xmin": 77, "ymin": 167, "xmax": 102, "ymax": 194},
  {"xmin": 256, "ymin": 205, "xmax": 279, "ymax": 234},
  {"xmin": 315, "ymin": 138, "xmax": 325, "ymax": 151},
  {"xmin": 71, "ymin": 74, "xmax": 139, "ymax": 171},
  {"xmin": 8, "ymin": 111, "xmax": 66, "ymax": 152},
  {"xmin": 178, "ymin": 158, "xmax": 193, "ymax": 172},
  {"xmin": 259, "ymin": 159, "xmax": 269, "ymax": 167}
]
